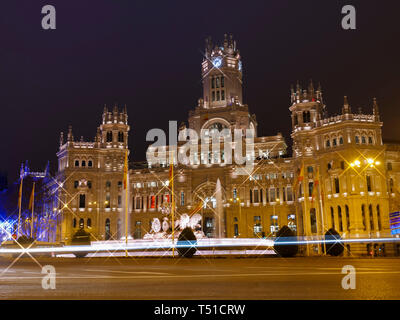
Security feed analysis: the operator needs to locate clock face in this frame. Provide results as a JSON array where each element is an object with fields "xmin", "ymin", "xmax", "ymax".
[{"xmin": 212, "ymin": 57, "xmax": 222, "ymax": 68}]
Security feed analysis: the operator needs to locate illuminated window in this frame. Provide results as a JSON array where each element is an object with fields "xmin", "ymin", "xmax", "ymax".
[
  {"xmin": 254, "ymin": 189, "xmax": 259, "ymax": 203},
  {"xmin": 253, "ymin": 216, "xmax": 262, "ymax": 235}
]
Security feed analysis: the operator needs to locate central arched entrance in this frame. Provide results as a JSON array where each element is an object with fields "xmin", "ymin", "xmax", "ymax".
[{"xmin": 193, "ymin": 180, "xmax": 226, "ymax": 238}]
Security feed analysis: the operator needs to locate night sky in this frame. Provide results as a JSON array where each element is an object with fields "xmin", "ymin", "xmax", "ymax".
[{"xmin": 1, "ymin": 0, "xmax": 400, "ymax": 183}]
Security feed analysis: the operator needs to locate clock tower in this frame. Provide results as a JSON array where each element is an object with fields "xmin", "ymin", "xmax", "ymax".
[{"xmin": 202, "ymin": 34, "xmax": 243, "ymax": 109}]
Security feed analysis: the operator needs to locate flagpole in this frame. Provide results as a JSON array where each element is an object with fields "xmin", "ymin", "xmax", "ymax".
[
  {"xmin": 171, "ymin": 151, "xmax": 175, "ymax": 258},
  {"xmin": 125, "ymin": 150, "xmax": 129, "ymax": 257},
  {"xmin": 17, "ymin": 176, "xmax": 24, "ymax": 238},
  {"xmin": 301, "ymin": 162, "xmax": 310, "ymax": 256},
  {"xmin": 30, "ymin": 182, "xmax": 35, "ymax": 238},
  {"xmin": 318, "ymin": 168, "xmax": 327, "ymax": 255}
]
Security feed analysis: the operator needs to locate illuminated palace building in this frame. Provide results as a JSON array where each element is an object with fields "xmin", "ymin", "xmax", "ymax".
[{"xmin": 54, "ymin": 35, "xmax": 400, "ymax": 256}]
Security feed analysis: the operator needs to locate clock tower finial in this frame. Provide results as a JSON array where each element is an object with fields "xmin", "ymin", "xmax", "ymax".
[{"xmin": 201, "ymin": 34, "xmax": 242, "ymax": 109}]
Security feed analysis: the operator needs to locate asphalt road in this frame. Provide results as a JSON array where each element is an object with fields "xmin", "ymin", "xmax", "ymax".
[{"xmin": 0, "ymin": 256, "xmax": 399, "ymax": 299}]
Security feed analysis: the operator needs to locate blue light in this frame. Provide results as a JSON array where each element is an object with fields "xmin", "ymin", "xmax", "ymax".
[{"xmin": 212, "ymin": 57, "xmax": 222, "ymax": 68}]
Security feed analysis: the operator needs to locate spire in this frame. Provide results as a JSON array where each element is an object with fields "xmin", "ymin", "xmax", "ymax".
[
  {"xmin": 308, "ymin": 79, "xmax": 315, "ymax": 101},
  {"xmin": 20, "ymin": 163, "xmax": 24, "ymax": 179},
  {"xmin": 223, "ymin": 33, "xmax": 228, "ymax": 49},
  {"xmin": 342, "ymin": 96, "xmax": 351, "ymax": 114},
  {"xmin": 44, "ymin": 161, "xmax": 50, "ymax": 176},
  {"xmin": 373, "ymin": 97, "xmax": 380, "ymax": 121},
  {"xmin": 59, "ymin": 132, "xmax": 64, "ymax": 147},
  {"xmin": 67, "ymin": 125, "xmax": 73, "ymax": 142}
]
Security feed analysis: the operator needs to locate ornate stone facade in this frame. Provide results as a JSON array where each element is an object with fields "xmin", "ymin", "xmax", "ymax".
[{"xmin": 54, "ymin": 35, "xmax": 400, "ymax": 256}]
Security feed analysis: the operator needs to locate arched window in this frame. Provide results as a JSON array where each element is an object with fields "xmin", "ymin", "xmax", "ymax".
[
  {"xmin": 368, "ymin": 136, "xmax": 373, "ymax": 144},
  {"xmin": 361, "ymin": 204, "xmax": 366, "ymax": 231},
  {"xmin": 118, "ymin": 131, "xmax": 124, "ymax": 143},
  {"xmin": 88, "ymin": 160, "xmax": 93, "ymax": 167},
  {"xmin": 105, "ymin": 219, "xmax": 111, "ymax": 240},
  {"xmin": 334, "ymin": 177, "xmax": 340, "ymax": 194},
  {"xmin": 74, "ymin": 160, "xmax": 79, "ymax": 167},
  {"xmin": 369, "ymin": 204, "xmax": 374, "ymax": 231},
  {"xmin": 303, "ymin": 111, "xmax": 311, "ymax": 123},
  {"xmin": 87, "ymin": 218, "xmax": 92, "ymax": 228},
  {"xmin": 362, "ymin": 136, "xmax": 366, "ymax": 144},
  {"xmin": 331, "ymin": 207, "xmax": 335, "ymax": 229},
  {"xmin": 345, "ymin": 205, "xmax": 350, "ymax": 231},
  {"xmin": 333, "ymin": 138, "xmax": 337, "ymax": 147},
  {"xmin": 338, "ymin": 206, "xmax": 343, "ymax": 232},
  {"xmin": 377, "ymin": 205, "xmax": 381, "ymax": 231},
  {"xmin": 106, "ymin": 131, "xmax": 113, "ymax": 142},
  {"xmin": 79, "ymin": 218, "xmax": 84, "ymax": 229},
  {"xmin": 81, "ymin": 160, "xmax": 86, "ymax": 167},
  {"xmin": 339, "ymin": 136, "xmax": 344, "ymax": 145},
  {"xmin": 355, "ymin": 136, "xmax": 360, "ymax": 144},
  {"xmin": 326, "ymin": 139, "xmax": 331, "ymax": 148}
]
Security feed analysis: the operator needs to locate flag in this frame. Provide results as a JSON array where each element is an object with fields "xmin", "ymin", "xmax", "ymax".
[
  {"xmin": 311, "ymin": 168, "xmax": 319, "ymax": 205},
  {"xmin": 123, "ymin": 151, "xmax": 128, "ymax": 189},
  {"xmin": 18, "ymin": 177, "xmax": 23, "ymax": 208},
  {"xmin": 294, "ymin": 163, "xmax": 305, "ymax": 197},
  {"xmin": 189, "ymin": 202, "xmax": 203, "ymax": 216},
  {"xmin": 28, "ymin": 183, "xmax": 35, "ymax": 210}
]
